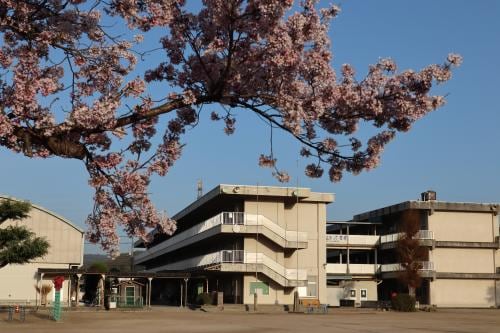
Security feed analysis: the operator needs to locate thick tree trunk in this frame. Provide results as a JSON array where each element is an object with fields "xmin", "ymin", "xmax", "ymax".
[{"xmin": 408, "ymin": 285, "xmax": 416, "ymax": 297}]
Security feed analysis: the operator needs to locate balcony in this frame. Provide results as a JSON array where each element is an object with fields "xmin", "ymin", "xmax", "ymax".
[
  {"xmin": 380, "ymin": 261, "xmax": 434, "ymax": 272},
  {"xmin": 380, "ymin": 230, "xmax": 434, "ymax": 243},
  {"xmin": 135, "ymin": 212, "xmax": 308, "ymax": 264},
  {"xmin": 147, "ymin": 250, "xmax": 307, "ymax": 287},
  {"xmin": 326, "ymin": 263, "xmax": 379, "ymax": 275},
  {"xmin": 326, "ymin": 234, "xmax": 379, "ymax": 248},
  {"xmin": 379, "ymin": 261, "xmax": 435, "ymax": 279},
  {"xmin": 379, "ymin": 230, "xmax": 434, "ymax": 249},
  {"xmin": 325, "ymin": 262, "xmax": 435, "ymax": 278}
]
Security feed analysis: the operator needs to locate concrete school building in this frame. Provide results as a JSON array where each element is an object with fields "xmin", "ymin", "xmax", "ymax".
[
  {"xmin": 0, "ymin": 195, "xmax": 84, "ymax": 306},
  {"xmin": 327, "ymin": 191, "xmax": 500, "ymax": 308},
  {"xmin": 135, "ymin": 186, "xmax": 500, "ymax": 308},
  {"xmin": 134, "ymin": 184, "xmax": 334, "ymax": 305}
]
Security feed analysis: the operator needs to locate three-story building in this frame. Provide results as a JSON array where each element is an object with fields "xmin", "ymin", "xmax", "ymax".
[
  {"xmin": 134, "ymin": 184, "xmax": 334, "ymax": 305},
  {"xmin": 326, "ymin": 191, "xmax": 500, "ymax": 308}
]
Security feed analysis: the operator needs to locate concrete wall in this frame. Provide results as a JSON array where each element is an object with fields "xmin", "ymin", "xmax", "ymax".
[
  {"xmin": 243, "ymin": 199, "xmax": 328, "ymax": 304},
  {"xmin": 242, "ymin": 274, "xmax": 292, "ymax": 305},
  {"xmin": 431, "ymin": 248, "xmax": 495, "ymax": 273},
  {"xmin": 0, "ymin": 263, "xmax": 72, "ymax": 303},
  {"xmin": 326, "ymin": 286, "xmax": 344, "ymax": 306},
  {"xmin": 283, "ymin": 201, "xmax": 327, "ymax": 303},
  {"xmin": 429, "ymin": 211, "xmax": 496, "ymax": 242},
  {"xmin": 0, "ymin": 198, "xmax": 83, "ymax": 304},
  {"xmin": 430, "ymin": 279, "xmax": 496, "ymax": 308},
  {"xmin": 341, "ymin": 280, "xmax": 378, "ymax": 303},
  {"xmin": 245, "ymin": 200, "xmax": 286, "ymax": 229}
]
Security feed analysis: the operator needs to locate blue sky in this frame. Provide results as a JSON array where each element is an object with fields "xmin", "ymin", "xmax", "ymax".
[{"xmin": 1, "ymin": 0, "xmax": 499, "ymax": 253}]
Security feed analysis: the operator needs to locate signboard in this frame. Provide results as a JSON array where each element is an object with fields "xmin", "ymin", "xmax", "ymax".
[
  {"xmin": 326, "ymin": 235, "xmax": 348, "ymax": 242},
  {"xmin": 250, "ymin": 282, "xmax": 269, "ymax": 295}
]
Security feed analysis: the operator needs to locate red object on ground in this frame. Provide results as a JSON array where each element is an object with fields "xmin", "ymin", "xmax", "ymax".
[
  {"xmin": 53, "ymin": 276, "xmax": 65, "ymax": 291},
  {"xmin": 391, "ymin": 292, "xmax": 398, "ymax": 299}
]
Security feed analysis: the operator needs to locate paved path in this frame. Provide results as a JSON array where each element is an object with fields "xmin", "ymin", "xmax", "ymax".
[{"xmin": 0, "ymin": 308, "xmax": 499, "ymax": 333}]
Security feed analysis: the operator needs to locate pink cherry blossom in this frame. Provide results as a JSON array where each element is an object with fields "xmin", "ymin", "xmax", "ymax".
[{"xmin": 0, "ymin": 0, "xmax": 461, "ymax": 255}]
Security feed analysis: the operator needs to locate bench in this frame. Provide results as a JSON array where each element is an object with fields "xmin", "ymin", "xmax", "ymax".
[{"xmin": 299, "ymin": 299, "xmax": 328, "ymax": 314}]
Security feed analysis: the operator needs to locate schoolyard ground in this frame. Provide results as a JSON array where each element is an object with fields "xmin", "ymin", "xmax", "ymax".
[{"xmin": 0, "ymin": 307, "xmax": 499, "ymax": 333}]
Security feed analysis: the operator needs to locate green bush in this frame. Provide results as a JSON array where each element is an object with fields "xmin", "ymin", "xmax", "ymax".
[
  {"xmin": 196, "ymin": 292, "xmax": 213, "ymax": 305},
  {"xmin": 391, "ymin": 294, "xmax": 416, "ymax": 312}
]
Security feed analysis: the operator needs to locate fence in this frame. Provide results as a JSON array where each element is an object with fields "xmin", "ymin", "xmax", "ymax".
[{"xmin": 109, "ymin": 295, "xmax": 144, "ymax": 308}]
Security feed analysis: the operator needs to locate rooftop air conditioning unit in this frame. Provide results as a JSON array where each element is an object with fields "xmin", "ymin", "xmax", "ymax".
[{"xmin": 421, "ymin": 190, "xmax": 437, "ymax": 201}]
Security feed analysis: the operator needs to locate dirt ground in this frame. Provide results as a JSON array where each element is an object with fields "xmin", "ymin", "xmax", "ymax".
[{"xmin": 0, "ymin": 307, "xmax": 499, "ymax": 333}]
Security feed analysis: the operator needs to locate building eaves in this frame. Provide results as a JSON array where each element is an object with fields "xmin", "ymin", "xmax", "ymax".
[
  {"xmin": 353, "ymin": 200, "xmax": 500, "ymax": 221},
  {"xmin": 172, "ymin": 184, "xmax": 334, "ymax": 221},
  {"xmin": 135, "ymin": 184, "xmax": 334, "ymax": 247}
]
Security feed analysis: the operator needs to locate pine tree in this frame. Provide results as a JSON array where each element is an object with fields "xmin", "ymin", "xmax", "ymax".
[{"xmin": 0, "ymin": 200, "xmax": 50, "ymax": 268}]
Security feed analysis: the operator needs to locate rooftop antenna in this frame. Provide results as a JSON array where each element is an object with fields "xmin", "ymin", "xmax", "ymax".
[{"xmin": 197, "ymin": 179, "xmax": 203, "ymax": 199}]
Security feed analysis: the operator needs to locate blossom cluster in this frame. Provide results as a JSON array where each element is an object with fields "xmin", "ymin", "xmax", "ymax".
[{"xmin": 0, "ymin": 0, "xmax": 461, "ymax": 254}]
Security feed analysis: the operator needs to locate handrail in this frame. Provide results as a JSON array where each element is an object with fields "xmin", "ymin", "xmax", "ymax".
[
  {"xmin": 135, "ymin": 212, "xmax": 307, "ymax": 263},
  {"xmin": 380, "ymin": 261, "xmax": 434, "ymax": 272},
  {"xmin": 380, "ymin": 230, "xmax": 434, "ymax": 243},
  {"xmin": 149, "ymin": 250, "xmax": 307, "ymax": 282},
  {"xmin": 326, "ymin": 263, "xmax": 379, "ymax": 275}
]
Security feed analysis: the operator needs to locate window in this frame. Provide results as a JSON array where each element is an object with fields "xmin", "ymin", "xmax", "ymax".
[
  {"xmin": 250, "ymin": 282, "xmax": 269, "ymax": 295},
  {"xmin": 349, "ymin": 289, "xmax": 356, "ymax": 299},
  {"xmin": 360, "ymin": 289, "xmax": 367, "ymax": 300},
  {"xmin": 307, "ymin": 276, "xmax": 317, "ymax": 297}
]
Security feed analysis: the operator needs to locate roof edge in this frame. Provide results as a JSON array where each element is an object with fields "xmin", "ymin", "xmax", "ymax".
[
  {"xmin": 353, "ymin": 200, "xmax": 500, "ymax": 221},
  {"xmin": 0, "ymin": 195, "xmax": 84, "ymax": 233}
]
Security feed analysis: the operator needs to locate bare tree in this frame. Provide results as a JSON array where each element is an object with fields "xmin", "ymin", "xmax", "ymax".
[{"xmin": 396, "ymin": 210, "xmax": 428, "ymax": 297}]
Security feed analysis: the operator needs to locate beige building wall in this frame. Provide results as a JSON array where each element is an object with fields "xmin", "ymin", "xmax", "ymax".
[
  {"xmin": 0, "ymin": 263, "xmax": 72, "ymax": 303},
  {"xmin": 283, "ymin": 201, "xmax": 327, "ymax": 303},
  {"xmin": 244, "ymin": 200, "xmax": 286, "ymax": 267},
  {"xmin": 242, "ymin": 274, "xmax": 292, "ymax": 305},
  {"xmin": 242, "ymin": 198, "xmax": 328, "ymax": 304},
  {"xmin": 1, "ymin": 206, "xmax": 84, "ymax": 264},
  {"xmin": 430, "ymin": 279, "xmax": 496, "ymax": 308},
  {"xmin": 341, "ymin": 280, "xmax": 378, "ymax": 303},
  {"xmin": 431, "ymin": 248, "xmax": 495, "ymax": 273},
  {"xmin": 0, "ymin": 197, "xmax": 84, "ymax": 304},
  {"xmin": 245, "ymin": 200, "xmax": 286, "ymax": 228},
  {"xmin": 429, "ymin": 211, "xmax": 496, "ymax": 242}
]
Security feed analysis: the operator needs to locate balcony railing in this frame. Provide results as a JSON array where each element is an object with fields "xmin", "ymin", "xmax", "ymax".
[
  {"xmin": 380, "ymin": 261, "xmax": 434, "ymax": 273},
  {"xmin": 149, "ymin": 250, "xmax": 307, "ymax": 282},
  {"xmin": 326, "ymin": 263, "xmax": 379, "ymax": 275},
  {"xmin": 380, "ymin": 230, "xmax": 434, "ymax": 244},
  {"xmin": 135, "ymin": 212, "xmax": 307, "ymax": 263}
]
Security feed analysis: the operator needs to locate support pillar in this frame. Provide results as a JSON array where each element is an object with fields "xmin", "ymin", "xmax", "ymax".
[
  {"xmin": 180, "ymin": 281, "xmax": 183, "ymax": 307},
  {"xmin": 184, "ymin": 278, "xmax": 189, "ymax": 307},
  {"xmin": 67, "ymin": 275, "xmax": 72, "ymax": 308},
  {"xmin": 100, "ymin": 274, "xmax": 106, "ymax": 309},
  {"xmin": 76, "ymin": 274, "xmax": 81, "ymax": 307},
  {"xmin": 38, "ymin": 273, "xmax": 45, "ymax": 307},
  {"xmin": 148, "ymin": 278, "xmax": 152, "ymax": 308},
  {"xmin": 346, "ymin": 225, "xmax": 350, "ymax": 274}
]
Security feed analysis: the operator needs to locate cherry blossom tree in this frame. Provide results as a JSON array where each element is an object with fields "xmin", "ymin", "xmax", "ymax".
[{"xmin": 0, "ymin": 0, "xmax": 462, "ymax": 254}]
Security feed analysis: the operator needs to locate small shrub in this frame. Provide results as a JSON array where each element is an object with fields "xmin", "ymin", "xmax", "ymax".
[
  {"xmin": 34, "ymin": 284, "xmax": 53, "ymax": 306},
  {"xmin": 391, "ymin": 294, "xmax": 416, "ymax": 312},
  {"xmin": 196, "ymin": 293, "xmax": 213, "ymax": 305}
]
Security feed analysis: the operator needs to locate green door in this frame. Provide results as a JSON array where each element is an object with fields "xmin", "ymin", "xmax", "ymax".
[{"xmin": 126, "ymin": 286, "xmax": 135, "ymax": 306}]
